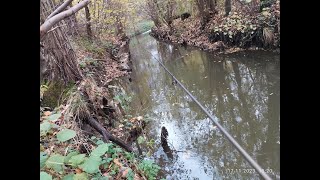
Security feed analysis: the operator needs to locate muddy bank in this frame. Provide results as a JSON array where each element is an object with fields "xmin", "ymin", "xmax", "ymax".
[{"xmin": 150, "ymin": 0, "xmax": 279, "ymax": 54}]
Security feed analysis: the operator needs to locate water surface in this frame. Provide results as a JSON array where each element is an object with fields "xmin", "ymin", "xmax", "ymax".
[{"xmin": 124, "ymin": 33, "xmax": 280, "ymax": 179}]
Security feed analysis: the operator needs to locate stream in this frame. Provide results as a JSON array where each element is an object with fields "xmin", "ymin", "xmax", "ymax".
[{"xmin": 120, "ymin": 32, "xmax": 280, "ymax": 180}]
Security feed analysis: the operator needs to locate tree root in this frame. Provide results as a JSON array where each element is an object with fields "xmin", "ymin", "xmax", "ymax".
[{"xmin": 87, "ymin": 117, "xmax": 133, "ymax": 152}]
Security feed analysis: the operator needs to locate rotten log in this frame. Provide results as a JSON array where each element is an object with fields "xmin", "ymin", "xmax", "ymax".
[
  {"xmin": 40, "ymin": 0, "xmax": 90, "ymax": 39},
  {"xmin": 87, "ymin": 117, "xmax": 133, "ymax": 152},
  {"xmin": 46, "ymin": 0, "xmax": 74, "ymax": 20}
]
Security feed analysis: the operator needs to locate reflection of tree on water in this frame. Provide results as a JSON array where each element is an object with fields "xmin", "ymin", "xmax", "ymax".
[
  {"xmin": 173, "ymin": 51, "xmax": 280, "ymax": 179},
  {"xmin": 257, "ymin": 62, "xmax": 280, "ymax": 177}
]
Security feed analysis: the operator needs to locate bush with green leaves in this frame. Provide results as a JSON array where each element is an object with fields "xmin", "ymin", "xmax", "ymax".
[
  {"xmin": 41, "ymin": 142, "xmax": 122, "ymax": 179},
  {"xmin": 113, "ymin": 91, "xmax": 132, "ymax": 112}
]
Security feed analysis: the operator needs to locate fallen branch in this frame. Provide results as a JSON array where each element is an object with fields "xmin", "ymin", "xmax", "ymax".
[
  {"xmin": 46, "ymin": 0, "xmax": 74, "ymax": 20},
  {"xmin": 87, "ymin": 117, "xmax": 133, "ymax": 152},
  {"xmin": 40, "ymin": 0, "xmax": 90, "ymax": 39}
]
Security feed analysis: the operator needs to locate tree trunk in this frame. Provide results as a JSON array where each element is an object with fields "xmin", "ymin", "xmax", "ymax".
[
  {"xmin": 225, "ymin": 0, "xmax": 232, "ymax": 16},
  {"xmin": 46, "ymin": 0, "xmax": 73, "ymax": 20},
  {"xmin": 208, "ymin": 0, "xmax": 216, "ymax": 14},
  {"xmin": 196, "ymin": 0, "xmax": 216, "ymax": 29},
  {"xmin": 85, "ymin": 6, "xmax": 93, "ymax": 40},
  {"xmin": 40, "ymin": 0, "xmax": 90, "ymax": 39}
]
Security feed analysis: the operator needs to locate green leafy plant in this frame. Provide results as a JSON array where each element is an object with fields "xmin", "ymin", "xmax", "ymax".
[
  {"xmin": 40, "ymin": 109, "xmax": 161, "ymax": 179},
  {"xmin": 40, "ymin": 172, "xmax": 52, "ymax": 180},
  {"xmin": 57, "ymin": 129, "xmax": 76, "ymax": 142},
  {"xmin": 40, "ymin": 121, "xmax": 52, "ymax": 135},
  {"xmin": 45, "ymin": 154, "xmax": 65, "ymax": 173},
  {"xmin": 138, "ymin": 160, "xmax": 161, "ymax": 180},
  {"xmin": 127, "ymin": 168, "xmax": 134, "ymax": 180},
  {"xmin": 80, "ymin": 156, "xmax": 102, "ymax": 174},
  {"xmin": 137, "ymin": 136, "xmax": 145, "ymax": 144},
  {"xmin": 46, "ymin": 113, "xmax": 61, "ymax": 121},
  {"xmin": 113, "ymin": 92, "xmax": 132, "ymax": 112}
]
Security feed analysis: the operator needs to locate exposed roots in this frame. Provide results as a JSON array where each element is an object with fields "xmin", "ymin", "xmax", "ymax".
[{"xmin": 59, "ymin": 77, "xmax": 133, "ymax": 152}]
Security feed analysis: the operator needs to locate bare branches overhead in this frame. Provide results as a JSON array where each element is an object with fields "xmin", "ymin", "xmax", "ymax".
[
  {"xmin": 46, "ymin": 0, "xmax": 74, "ymax": 20},
  {"xmin": 40, "ymin": 0, "xmax": 90, "ymax": 39}
]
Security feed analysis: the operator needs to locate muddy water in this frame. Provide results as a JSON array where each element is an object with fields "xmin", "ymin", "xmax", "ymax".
[{"xmin": 125, "ymin": 33, "xmax": 280, "ymax": 179}]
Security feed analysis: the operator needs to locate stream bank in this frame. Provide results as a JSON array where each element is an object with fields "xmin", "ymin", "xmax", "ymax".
[
  {"xmin": 150, "ymin": 0, "xmax": 279, "ymax": 54},
  {"xmin": 40, "ymin": 34, "xmax": 162, "ymax": 179}
]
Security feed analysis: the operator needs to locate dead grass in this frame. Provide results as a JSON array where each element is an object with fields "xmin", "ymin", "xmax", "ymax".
[{"xmin": 263, "ymin": 27, "xmax": 274, "ymax": 46}]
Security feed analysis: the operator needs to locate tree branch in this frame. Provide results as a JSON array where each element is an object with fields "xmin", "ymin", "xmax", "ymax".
[
  {"xmin": 40, "ymin": 0, "xmax": 90, "ymax": 39},
  {"xmin": 87, "ymin": 117, "xmax": 133, "ymax": 152},
  {"xmin": 46, "ymin": 0, "xmax": 74, "ymax": 20}
]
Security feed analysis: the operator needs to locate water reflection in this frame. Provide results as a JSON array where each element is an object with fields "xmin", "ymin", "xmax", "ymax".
[{"xmin": 127, "ymin": 34, "xmax": 280, "ymax": 179}]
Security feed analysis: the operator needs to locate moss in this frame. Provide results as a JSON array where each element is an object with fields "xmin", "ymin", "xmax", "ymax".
[
  {"xmin": 41, "ymin": 81, "xmax": 75, "ymax": 108},
  {"xmin": 77, "ymin": 37, "xmax": 105, "ymax": 57}
]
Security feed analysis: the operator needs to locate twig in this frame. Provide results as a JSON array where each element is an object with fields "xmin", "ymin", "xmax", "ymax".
[{"xmin": 47, "ymin": 25, "xmax": 67, "ymax": 33}]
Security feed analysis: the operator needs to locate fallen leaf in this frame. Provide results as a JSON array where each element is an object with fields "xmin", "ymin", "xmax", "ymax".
[
  {"xmin": 75, "ymin": 168, "xmax": 82, "ymax": 174},
  {"xmin": 113, "ymin": 158, "xmax": 123, "ymax": 167},
  {"xmin": 44, "ymin": 111, "xmax": 52, "ymax": 116},
  {"xmin": 134, "ymin": 174, "xmax": 142, "ymax": 180},
  {"xmin": 130, "ymin": 117, "xmax": 137, "ymax": 122},
  {"xmin": 121, "ymin": 168, "xmax": 129, "ymax": 178}
]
